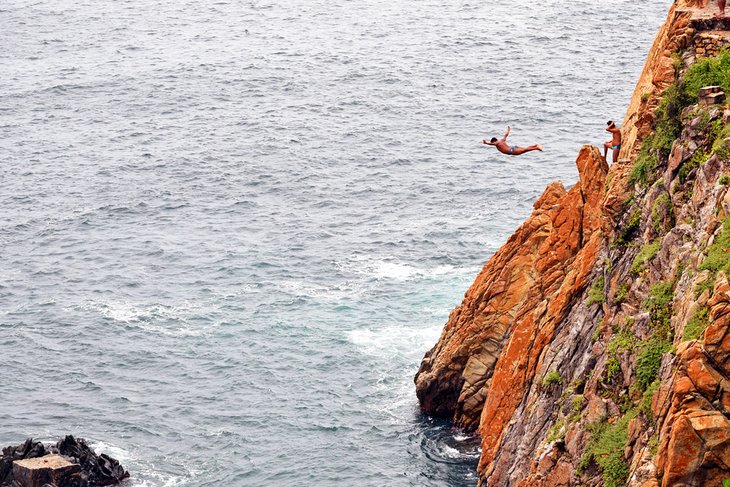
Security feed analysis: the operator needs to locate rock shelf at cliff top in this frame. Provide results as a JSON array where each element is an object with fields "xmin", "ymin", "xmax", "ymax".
[{"xmin": 415, "ymin": 1, "xmax": 730, "ymax": 486}]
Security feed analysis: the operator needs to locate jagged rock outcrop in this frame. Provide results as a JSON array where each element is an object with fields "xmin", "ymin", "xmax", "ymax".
[
  {"xmin": 653, "ymin": 275, "xmax": 730, "ymax": 486},
  {"xmin": 416, "ymin": 1, "xmax": 730, "ymax": 486},
  {"xmin": 0, "ymin": 437, "xmax": 128, "ymax": 487},
  {"xmin": 415, "ymin": 146, "xmax": 607, "ymax": 431}
]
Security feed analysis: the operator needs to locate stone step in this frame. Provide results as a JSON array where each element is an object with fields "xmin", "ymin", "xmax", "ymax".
[
  {"xmin": 12, "ymin": 454, "xmax": 81, "ymax": 487},
  {"xmin": 699, "ymin": 85, "xmax": 722, "ymax": 97}
]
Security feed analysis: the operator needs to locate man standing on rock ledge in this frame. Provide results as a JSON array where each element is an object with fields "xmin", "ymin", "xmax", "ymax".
[
  {"xmin": 603, "ymin": 120, "xmax": 622, "ymax": 163},
  {"xmin": 482, "ymin": 126, "xmax": 543, "ymax": 155},
  {"xmin": 718, "ymin": 0, "xmax": 726, "ymax": 17}
]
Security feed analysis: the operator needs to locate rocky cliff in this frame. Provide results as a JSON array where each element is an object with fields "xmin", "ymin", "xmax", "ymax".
[{"xmin": 415, "ymin": 2, "xmax": 730, "ymax": 486}]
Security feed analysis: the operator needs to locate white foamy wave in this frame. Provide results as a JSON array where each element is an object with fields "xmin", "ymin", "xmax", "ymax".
[
  {"xmin": 90, "ymin": 441, "xmax": 199, "ymax": 487},
  {"xmin": 89, "ymin": 441, "xmax": 133, "ymax": 465},
  {"xmin": 339, "ymin": 256, "xmax": 470, "ymax": 282},
  {"xmin": 71, "ymin": 300, "xmax": 214, "ymax": 337},
  {"xmin": 440, "ymin": 444, "xmax": 464, "ymax": 459},
  {"xmin": 278, "ymin": 279, "xmax": 366, "ymax": 302},
  {"xmin": 132, "ymin": 471, "xmax": 192, "ymax": 487},
  {"xmin": 348, "ymin": 325, "xmax": 441, "ymax": 358}
]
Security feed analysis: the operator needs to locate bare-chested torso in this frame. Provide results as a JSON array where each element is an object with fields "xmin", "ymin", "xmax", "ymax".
[
  {"xmin": 494, "ymin": 140, "xmax": 512, "ymax": 155},
  {"xmin": 611, "ymin": 129, "xmax": 622, "ymax": 146}
]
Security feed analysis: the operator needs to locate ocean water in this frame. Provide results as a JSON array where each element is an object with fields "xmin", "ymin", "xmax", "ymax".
[{"xmin": 1, "ymin": 1, "xmax": 668, "ymax": 485}]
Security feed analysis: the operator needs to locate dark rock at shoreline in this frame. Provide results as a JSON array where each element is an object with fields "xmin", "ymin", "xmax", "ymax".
[
  {"xmin": 56, "ymin": 437, "xmax": 128, "ymax": 486},
  {"xmin": 0, "ymin": 436, "xmax": 129, "ymax": 487}
]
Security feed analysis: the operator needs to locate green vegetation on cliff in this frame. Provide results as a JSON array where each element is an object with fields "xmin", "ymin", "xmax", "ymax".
[
  {"xmin": 632, "ymin": 239, "xmax": 661, "ymax": 274},
  {"xmin": 630, "ymin": 50, "xmax": 730, "ymax": 187},
  {"xmin": 586, "ymin": 275, "xmax": 605, "ymax": 306},
  {"xmin": 683, "ymin": 50, "xmax": 730, "ymax": 99},
  {"xmin": 699, "ymin": 217, "xmax": 730, "ymax": 276},
  {"xmin": 579, "ymin": 411, "xmax": 637, "ymax": 487},
  {"xmin": 683, "ymin": 305, "xmax": 709, "ymax": 341}
]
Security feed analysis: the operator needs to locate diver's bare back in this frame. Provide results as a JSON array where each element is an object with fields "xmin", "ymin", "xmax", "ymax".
[
  {"xmin": 494, "ymin": 141, "xmax": 512, "ymax": 155},
  {"xmin": 482, "ymin": 126, "xmax": 543, "ymax": 156}
]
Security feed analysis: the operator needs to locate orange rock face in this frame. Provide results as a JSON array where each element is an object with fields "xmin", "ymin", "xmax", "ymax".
[
  {"xmin": 416, "ymin": 2, "xmax": 730, "ymax": 486},
  {"xmin": 477, "ymin": 148, "xmax": 607, "ymax": 482},
  {"xmin": 414, "ymin": 145, "xmax": 607, "ymax": 433},
  {"xmin": 655, "ymin": 275, "xmax": 730, "ymax": 487}
]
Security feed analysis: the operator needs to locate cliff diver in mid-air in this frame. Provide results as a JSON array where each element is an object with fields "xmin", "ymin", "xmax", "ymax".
[{"xmin": 482, "ymin": 126, "xmax": 543, "ymax": 155}]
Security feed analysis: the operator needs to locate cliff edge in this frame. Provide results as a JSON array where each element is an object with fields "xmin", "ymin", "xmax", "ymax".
[{"xmin": 415, "ymin": 1, "xmax": 730, "ymax": 486}]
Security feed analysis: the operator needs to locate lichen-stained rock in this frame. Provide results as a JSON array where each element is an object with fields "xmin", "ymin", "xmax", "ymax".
[
  {"xmin": 654, "ymin": 274, "xmax": 730, "ymax": 487},
  {"xmin": 414, "ymin": 146, "xmax": 608, "ymax": 433}
]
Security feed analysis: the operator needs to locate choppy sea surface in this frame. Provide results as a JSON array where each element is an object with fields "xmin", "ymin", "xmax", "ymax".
[{"xmin": 2, "ymin": 1, "xmax": 668, "ymax": 485}]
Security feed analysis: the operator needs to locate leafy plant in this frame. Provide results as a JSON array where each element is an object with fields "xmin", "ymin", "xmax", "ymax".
[
  {"xmin": 578, "ymin": 411, "xmax": 637, "ymax": 487},
  {"xmin": 605, "ymin": 331, "xmax": 636, "ymax": 381},
  {"xmin": 632, "ymin": 239, "xmax": 661, "ymax": 274},
  {"xmin": 614, "ymin": 283, "xmax": 629, "ymax": 304},
  {"xmin": 617, "ymin": 210, "xmax": 642, "ymax": 246},
  {"xmin": 640, "ymin": 380, "xmax": 660, "ymax": 422},
  {"xmin": 652, "ymin": 193, "xmax": 674, "ymax": 234},
  {"xmin": 679, "ymin": 149, "xmax": 708, "ymax": 184},
  {"xmin": 629, "ymin": 145, "xmax": 658, "ymax": 187},
  {"xmin": 543, "ymin": 371, "xmax": 563, "ymax": 388},
  {"xmin": 683, "ymin": 305, "xmax": 709, "ymax": 341},
  {"xmin": 636, "ymin": 337, "xmax": 671, "ymax": 391},
  {"xmin": 699, "ymin": 217, "xmax": 730, "ymax": 276},
  {"xmin": 682, "ymin": 50, "xmax": 730, "ymax": 99},
  {"xmin": 586, "ymin": 275, "xmax": 605, "ymax": 306},
  {"xmin": 547, "ymin": 418, "xmax": 566, "ymax": 442},
  {"xmin": 646, "ymin": 280, "xmax": 675, "ymax": 330}
]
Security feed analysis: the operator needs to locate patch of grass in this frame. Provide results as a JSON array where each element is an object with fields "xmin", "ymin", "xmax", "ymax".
[
  {"xmin": 543, "ymin": 371, "xmax": 563, "ymax": 388},
  {"xmin": 629, "ymin": 146, "xmax": 658, "ymax": 188},
  {"xmin": 592, "ymin": 318, "xmax": 604, "ymax": 342},
  {"xmin": 606, "ymin": 356, "xmax": 621, "ymax": 381},
  {"xmin": 709, "ymin": 118, "xmax": 725, "ymax": 145},
  {"xmin": 617, "ymin": 210, "xmax": 642, "ymax": 246},
  {"xmin": 578, "ymin": 411, "xmax": 637, "ymax": 487},
  {"xmin": 679, "ymin": 149, "xmax": 709, "ymax": 184},
  {"xmin": 636, "ymin": 337, "xmax": 672, "ymax": 392},
  {"xmin": 586, "ymin": 275, "xmax": 605, "ymax": 306},
  {"xmin": 646, "ymin": 281, "xmax": 675, "ymax": 330},
  {"xmin": 614, "ymin": 283, "xmax": 629, "ymax": 305},
  {"xmin": 683, "ymin": 50, "xmax": 730, "ymax": 100},
  {"xmin": 632, "ymin": 239, "xmax": 661, "ymax": 274},
  {"xmin": 699, "ymin": 217, "xmax": 730, "ymax": 276},
  {"xmin": 547, "ymin": 418, "xmax": 565, "ymax": 442},
  {"xmin": 683, "ymin": 305, "xmax": 709, "ymax": 341},
  {"xmin": 640, "ymin": 380, "xmax": 660, "ymax": 422},
  {"xmin": 695, "ymin": 275, "xmax": 716, "ymax": 298},
  {"xmin": 720, "ymin": 174, "xmax": 730, "ymax": 185},
  {"xmin": 630, "ymin": 52, "xmax": 730, "ymax": 190},
  {"xmin": 605, "ymin": 331, "xmax": 636, "ymax": 381},
  {"xmin": 652, "ymin": 84, "xmax": 688, "ymax": 156},
  {"xmin": 648, "ymin": 435, "xmax": 659, "ymax": 456},
  {"xmin": 608, "ymin": 330, "xmax": 637, "ymax": 355},
  {"xmin": 652, "ymin": 192, "xmax": 674, "ymax": 234},
  {"xmin": 573, "ymin": 394, "xmax": 585, "ymax": 412}
]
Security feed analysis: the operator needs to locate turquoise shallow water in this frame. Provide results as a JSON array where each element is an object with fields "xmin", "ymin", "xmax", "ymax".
[{"xmin": 1, "ymin": 1, "xmax": 668, "ymax": 485}]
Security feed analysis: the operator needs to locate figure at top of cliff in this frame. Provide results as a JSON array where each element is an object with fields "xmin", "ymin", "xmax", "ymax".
[
  {"xmin": 603, "ymin": 120, "xmax": 622, "ymax": 163},
  {"xmin": 482, "ymin": 126, "xmax": 543, "ymax": 155},
  {"xmin": 717, "ymin": 0, "xmax": 726, "ymax": 17}
]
